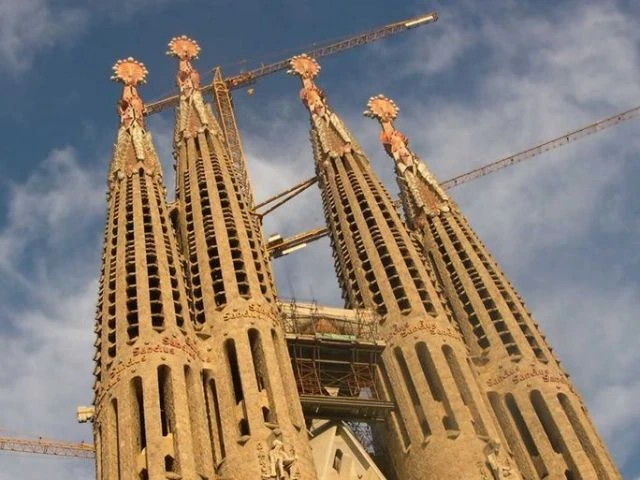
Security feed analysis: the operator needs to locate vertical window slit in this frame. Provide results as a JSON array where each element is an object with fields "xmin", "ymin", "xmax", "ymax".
[
  {"xmin": 415, "ymin": 342, "xmax": 458, "ymax": 432},
  {"xmin": 249, "ymin": 329, "xmax": 278, "ymax": 425},
  {"xmin": 558, "ymin": 393, "xmax": 609, "ymax": 478},
  {"xmin": 394, "ymin": 347, "xmax": 431, "ymax": 438},
  {"xmin": 204, "ymin": 374, "xmax": 226, "ymax": 461},
  {"xmin": 225, "ymin": 339, "xmax": 250, "ymax": 437},
  {"xmin": 488, "ymin": 392, "xmax": 536, "ymax": 480},
  {"xmin": 158, "ymin": 365, "xmax": 179, "ymax": 474},
  {"xmin": 442, "ymin": 345, "xmax": 487, "ymax": 436},
  {"xmin": 506, "ymin": 393, "xmax": 548, "ymax": 478},
  {"xmin": 131, "ymin": 377, "xmax": 146, "ymax": 453}
]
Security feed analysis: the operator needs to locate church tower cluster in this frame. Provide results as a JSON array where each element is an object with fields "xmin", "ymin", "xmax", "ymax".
[{"xmin": 91, "ymin": 35, "xmax": 621, "ymax": 480}]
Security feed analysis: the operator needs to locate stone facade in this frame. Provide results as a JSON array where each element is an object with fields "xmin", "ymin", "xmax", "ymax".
[
  {"xmin": 94, "ymin": 58, "xmax": 215, "ymax": 479},
  {"xmin": 364, "ymin": 94, "xmax": 621, "ymax": 479},
  {"xmin": 288, "ymin": 54, "xmax": 521, "ymax": 480},
  {"xmin": 93, "ymin": 49, "xmax": 622, "ymax": 480}
]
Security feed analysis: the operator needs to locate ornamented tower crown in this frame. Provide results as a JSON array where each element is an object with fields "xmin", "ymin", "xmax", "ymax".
[
  {"xmin": 93, "ymin": 58, "xmax": 215, "ymax": 479},
  {"xmin": 365, "ymin": 94, "xmax": 621, "ymax": 479},
  {"xmin": 289, "ymin": 55, "xmax": 521, "ymax": 480},
  {"xmin": 167, "ymin": 37, "xmax": 317, "ymax": 479}
]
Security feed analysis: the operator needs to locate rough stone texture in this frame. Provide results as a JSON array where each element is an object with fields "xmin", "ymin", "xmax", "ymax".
[
  {"xmin": 289, "ymin": 55, "xmax": 519, "ymax": 479},
  {"xmin": 94, "ymin": 67, "xmax": 215, "ymax": 479},
  {"xmin": 169, "ymin": 42, "xmax": 316, "ymax": 480},
  {"xmin": 94, "ymin": 53, "xmax": 621, "ymax": 480},
  {"xmin": 366, "ymin": 94, "xmax": 622, "ymax": 479}
]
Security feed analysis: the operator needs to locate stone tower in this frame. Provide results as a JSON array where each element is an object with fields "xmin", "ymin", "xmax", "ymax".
[
  {"xmin": 288, "ymin": 54, "xmax": 521, "ymax": 480},
  {"xmin": 166, "ymin": 37, "xmax": 317, "ymax": 479},
  {"xmin": 93, "ymin": 58, "xmax": 215, "ymax": 480},
  {"xmin": 364, "ymin": 94, "xmax": 621, "ymax": 479}
]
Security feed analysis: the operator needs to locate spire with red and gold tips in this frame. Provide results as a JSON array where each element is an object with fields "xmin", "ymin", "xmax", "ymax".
[
  {"xmin": 365, "ymin": 93, "xmax": 622, "ymax": 479},
  {"xmin": 289, "ymin": 54, "xmax": 524, "ymax": 480},
  {"xmin": 93, "ymin": 57, "xmax": 216, "ymax": 479},
  {"xmin": 167, "ymin": 37, "xmax": 317, "ymax": 480}
]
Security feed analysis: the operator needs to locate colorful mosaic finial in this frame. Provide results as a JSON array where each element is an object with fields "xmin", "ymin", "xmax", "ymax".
[
  {"xmin": 167, "ymin": 35, "xmax": 201, "ymax": 60},
  {"xmin": 110, "ymin": 57, "xmax": 148, "ymax": 86},
  {"xmin": 364, "ymin": 94, "xmax": 399, "ymax": 123},
  {"xmin": 287, "ymin": 54, "xmax": 321, "ymax": 79}
]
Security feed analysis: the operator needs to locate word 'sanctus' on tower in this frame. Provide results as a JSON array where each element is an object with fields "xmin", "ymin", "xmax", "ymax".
[
  {"xmin": 93, "ymin": 58, "xmax": 215, "ymax": 480},
  {"xmin": 167, "ymin": 36, "xmax": 317, "ymax": 480},
  {"xmin": 288, "ymin": 54, "xmax": 522, "ymax": 480},
  {"xmin": 364, "ymin": 94, "xmax": 622, "ymax": 479}
]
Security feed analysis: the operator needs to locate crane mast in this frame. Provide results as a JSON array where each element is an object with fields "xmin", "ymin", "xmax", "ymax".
[{"xmin": 211, "ymin": 66, "xmax": 256, "ymax": 204}]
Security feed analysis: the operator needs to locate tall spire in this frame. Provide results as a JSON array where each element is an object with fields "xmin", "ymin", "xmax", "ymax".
[
  {"xmin": 289, "ymin": 54, "xmax": 522, "ymax": 480},
  {"xmin": 365, "ymin": 94, "xmax": 621, "ymax": 479},
  {"xmin": 364, "ymin": 94, "xmax": 450, "ymax": 226},
  {"xmin": 93, "ymin": 58, "xmax": 215, "ymax": 480},
  {"xmin": 167, "ymin": 38, "xmax": 317, "ymax": 480}
]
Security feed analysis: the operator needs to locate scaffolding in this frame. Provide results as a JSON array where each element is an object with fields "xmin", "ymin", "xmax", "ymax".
[{"xmin": 278, "ymin": 300, "xmax": 394, "ymax": 422}]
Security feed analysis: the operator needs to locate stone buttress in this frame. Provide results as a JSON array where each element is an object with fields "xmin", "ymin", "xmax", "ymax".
[
  {"xmin": 364, "ymin": 94, "xmax": 621, "ymax": 479},
  {"xmin": 288, "ymin": 55, "xmax": 520, "ymax": 480},
  {"xmin": 167, "ymin": 37, "xmax": 317, "ymax": 480},
  {"xmin": 93, "ymin": 58, "xmax": 216, "ymax": 480}
]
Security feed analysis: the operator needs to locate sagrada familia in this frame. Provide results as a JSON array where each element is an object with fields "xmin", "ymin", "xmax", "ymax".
[{"xmin": 91, "ymin": 36, "xmax": 621, "ymax": 479}]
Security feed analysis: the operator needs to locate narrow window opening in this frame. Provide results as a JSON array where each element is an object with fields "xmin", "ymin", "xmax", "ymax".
[
  {"xmin": 132, "ymin": 377, "xmax": 146, "ymax": 450},
  {"xmin": 207, "ymin": 377, "xmax": 226, "ymax": 460},
  {"xmin": 558, "ymin": 393, "xmax": 608, "ymax": 478},
  {"xmin": 394, "ymin": 347, "xmax": 431, "ymax": 438},
  {"xmin": 239, "ymin": 418, "xmax": 250, "ymax": 436},
  {"xmin": 442, "ymin": 345, "xmax": 487, "ymax": 437},
  {"xmin": 506, "ymin": 393, "xmax": 548, "ymax": 478},
  {"xmin": 531, "ymin": 390, "xmax": 563, "ymax": 453},
  {"xmin": 157, "ymin": 366, "xmax": 175, "ymax": 438},
  {"xmin": 225, "ymin": 340, "xmax": 244, "ymax": 403},
  {"xmin": 333, "ymin": 449, "xmax": 343, "ymax": 472},
  {"xmin": 415, "ymin": 343, "xmax": 458, "ymax": 432},
  {"xmin": 164, "ymin": 455, "xmax": 176, "ymax": 472}
]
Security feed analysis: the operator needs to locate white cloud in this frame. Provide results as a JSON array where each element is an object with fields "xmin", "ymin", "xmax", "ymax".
[
  {"xmin": 0, "ymin": 148, "xmax": 103, "ymax": 479},
  {"xmin": 0, "ymin": 0, "xmax": 87, "ymax": 73},
  {"xmin": 0, "ymin": 0, "xmax": 201, "ymax": 74}
]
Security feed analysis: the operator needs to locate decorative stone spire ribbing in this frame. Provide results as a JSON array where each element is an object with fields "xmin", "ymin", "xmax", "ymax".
[
  {"xmin": 168, "ymin": 38, "xmax": 317, "ymax": 480},
  {"xmin": 93, "ymin": 58, "xmax": 215, "ymax": 479},
  {"xmin": 289, "ymin": 54, "xmax": 522, "ymax": 480},
  {"xmin": 365, "ymin": 93, "xmax": 622, "ymax": 479}
]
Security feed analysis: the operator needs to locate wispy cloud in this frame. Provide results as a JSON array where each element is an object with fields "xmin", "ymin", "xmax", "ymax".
[
  {"xmin": 0, "ymin": 147, "xmax": 103, "ymax": 480},
  {"xmin": 0, "ymin": 0, "xmax": 201, "ymax": 74},
  {"xmin": 0, "ymin": 0, "xmax": 87, "ymax": 73}
]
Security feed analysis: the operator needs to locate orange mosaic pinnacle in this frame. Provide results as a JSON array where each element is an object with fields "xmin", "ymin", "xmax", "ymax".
[{"xmin": 92, "ymin": 43, "xmax": 621, "ymax": 479}]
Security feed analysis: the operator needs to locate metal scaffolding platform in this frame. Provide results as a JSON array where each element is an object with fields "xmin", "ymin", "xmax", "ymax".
[{"xmin": 278, "ymin": 300, "xmax": 394, "ymax": 422}]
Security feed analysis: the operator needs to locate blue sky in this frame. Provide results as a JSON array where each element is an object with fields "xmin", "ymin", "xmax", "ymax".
[{"xmin": 0, "ymin": 0, "xmax": 639, "ymax": 478}]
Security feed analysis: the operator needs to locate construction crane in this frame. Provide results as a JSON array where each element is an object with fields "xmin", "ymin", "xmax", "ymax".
[
  {"xmin": 144, "ymin": 11, "xmax": 438, "ymax": 115},
  {"xmin": 0, "ymin": 432, "xmax": 94, "ymax": 459},
  {"xmin": 145, "ymin": 11, "xmax": 438, "ymax": 204},
  {"xmin": 264, "ymin": 104, "xmax": 640, "ymax": 258}
]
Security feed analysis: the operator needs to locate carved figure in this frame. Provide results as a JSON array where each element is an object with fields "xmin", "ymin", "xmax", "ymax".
[
  {"xmin": 111, "ymin": 58, "xmax": 148, "ymax": 161},
  {"xmin": 484, "ymin": 439, "xmax": 521, "ymax": 480},
  {"xmin": 264, "ymin": 439, "xmax": 297, "ymax": 479}
]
